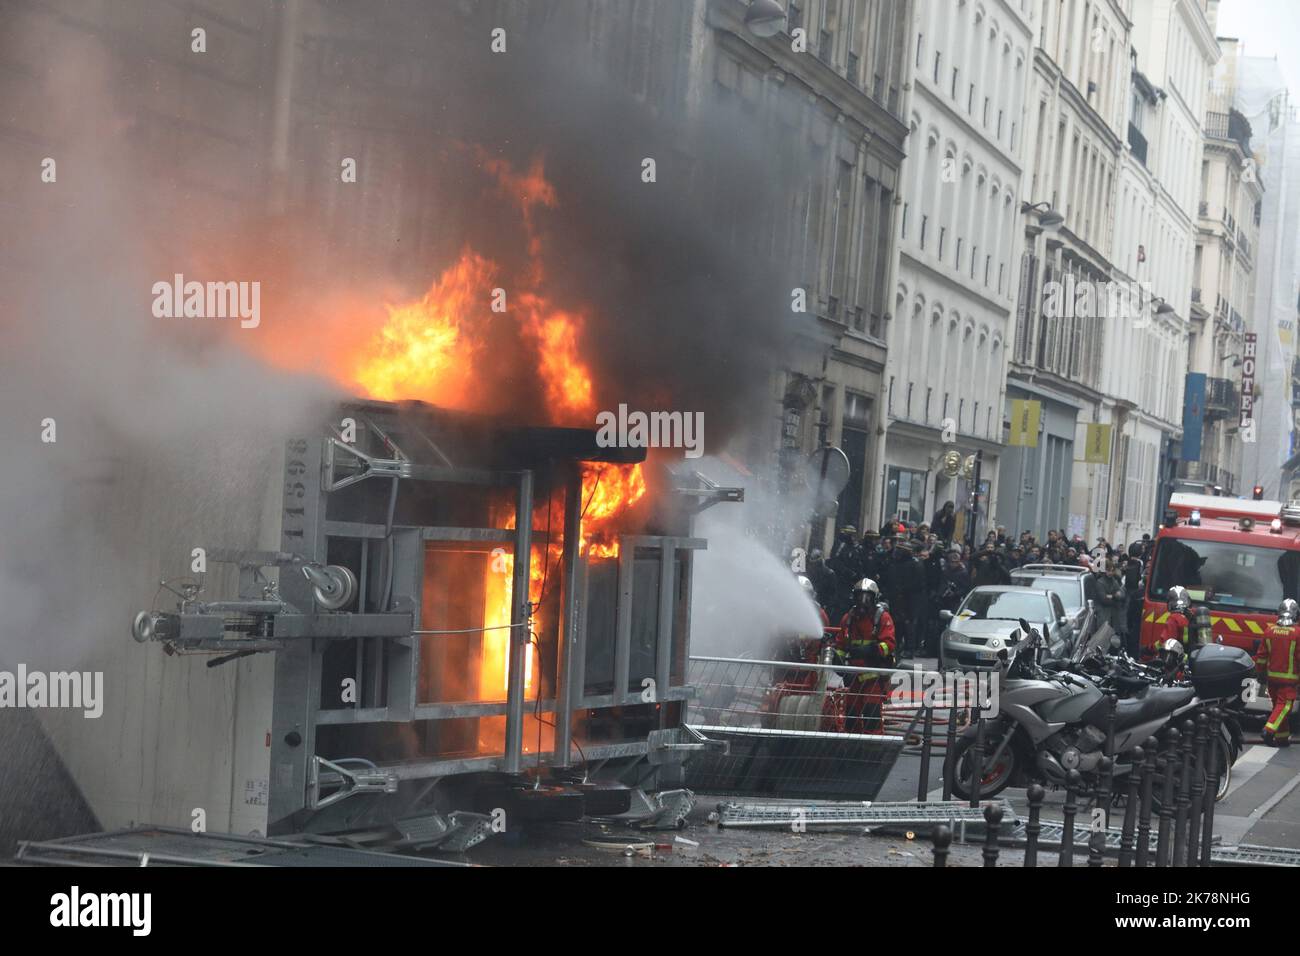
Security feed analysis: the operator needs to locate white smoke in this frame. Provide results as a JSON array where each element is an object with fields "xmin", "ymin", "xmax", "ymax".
[{"xmin": 688, "ymin": 455, "xmax": 824, "ymax": 659}]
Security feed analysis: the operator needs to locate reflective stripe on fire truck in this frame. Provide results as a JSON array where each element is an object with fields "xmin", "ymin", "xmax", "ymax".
[{"xmin": 1143, "ymin": 610, "xmax": 1260, "ymax": 634}]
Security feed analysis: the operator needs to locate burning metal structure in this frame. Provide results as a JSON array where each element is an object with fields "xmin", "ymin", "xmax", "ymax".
[{"xmin": 132, "ymin": 399, "xmax": 739, "ymax": 843}]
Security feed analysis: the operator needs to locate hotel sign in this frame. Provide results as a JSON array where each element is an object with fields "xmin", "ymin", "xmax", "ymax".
[{"xmin": 1240, "ymin": 333, "xmax": 1257, "ymax": 429}]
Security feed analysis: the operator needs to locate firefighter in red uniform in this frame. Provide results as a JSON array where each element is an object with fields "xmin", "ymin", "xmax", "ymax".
[
  {"xmin": 835, "ymin": 578, "xmax": 896, "ymax": 733},
  {"xmin": 1162, "ymin": 585, "xmax": 1193, "ymax": 648},
  {"xmin": 1255, "ymin": 598, "xmax": 1300, "ymax": 747}
]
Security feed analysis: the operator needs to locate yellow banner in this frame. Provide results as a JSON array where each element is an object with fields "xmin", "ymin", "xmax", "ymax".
[
  {"xmin": 1008, "ymin": 399, "xmax": 1041, "ymax": 447},
  {"xmin": 1085, "ymin": 423, "xmax": 1112, "ymax": 463}
]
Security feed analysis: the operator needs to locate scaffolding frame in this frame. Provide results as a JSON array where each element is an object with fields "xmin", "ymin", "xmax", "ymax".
[{"xmin": 266, "ymin": 403, "xmax": 707, "ymax": 833}]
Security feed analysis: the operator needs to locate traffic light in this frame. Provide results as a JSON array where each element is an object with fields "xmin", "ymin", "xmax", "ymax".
[{"xmin": 1253, "ymin": 485, "xmax": 1264, "ymax": 500}]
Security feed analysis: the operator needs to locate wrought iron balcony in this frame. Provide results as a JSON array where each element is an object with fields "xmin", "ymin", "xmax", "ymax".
[{"xmin": 1205, "ymin": 376, "xmax": 1237, "ymax": 419}]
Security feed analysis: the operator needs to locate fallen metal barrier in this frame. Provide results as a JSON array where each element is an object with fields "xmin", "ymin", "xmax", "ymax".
[
  {"xmin": 1206, "ymin": 843, "xmax": 1300, "ymax": 867},
  {"xmin": 715, "ymin": 799, "xmax": 1016, "ymax": 830},
  {"xmin": 685, "ymin": 655, "xmax": 917, "ymax": 801}
]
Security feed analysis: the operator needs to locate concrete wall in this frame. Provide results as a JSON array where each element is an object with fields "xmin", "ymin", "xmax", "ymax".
[{"xmin": 32, "ymin": 445, "xmax": 283, "ymax": 836}]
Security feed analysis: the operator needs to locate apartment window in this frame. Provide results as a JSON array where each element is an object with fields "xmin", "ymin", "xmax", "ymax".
[
  {"xmin": 983, "ymin": 96, "xmax": 990, "ymax": 125},
  {"xmin": 997, "ymin": 109, "xmax": 1004, "ymax": 139},
  {"xmin": 906, "ymin": 383, "xmax": 914, "ymax": 417},
  {"xmin": 872, "ymin": 187, "xmax": 893, "ymax": 338},
  {"xmin": 916, "ymin": 32, "xmax": 924, "ymax": 68},
  {"xmin": 925, "ymin": 387, "xmax": 933, "ymax": 422},
  {"xmin": 958, "ymin": 398, "xmax": 965, "ymax": 431},
  {"xmin": 998, "ymin": 263, "xmax": 1005, "ymax": 294},
  {"xmin": 934, "ymin": 51, "xmax": 942, "ymax": 85},
  {"xmin": 974, "ymin": 401, "xmax": 980, "ymax": 433},
  {"xmin": 901, "ymin": 203, "xmax": 908, "ymax": 239},
  {"xmin": 968, "ymin": 83, "xmax": 975, "ymax": 114},
  {"xmin": 952, "ymin": 68, "xmax": 959, "ymax": 99},
  {"xmin": 888, "ymin": 375, "xmax": 895, "ymax": 413},
  {"xmin": 984, "ymin": 255, "xmax": 991, "ymax": 286},
  {"xmin": 971, "ymin": 245, "xmax": 978, "ymax": 279},
  {"xmin": 847, "ymin": 52, "xmax": 860, "ymax": 84},
  {"xmin": 884, "ymin": 466, "xmax": 928, "ymax": 525},
  {"xmin": 788, "ymin": 2, "xmax": 802, "ymax": 33},
  {"xmin": 939, "ymin": 226, "xmax": 946, "ymax": 259},
  {"xmin": 920, "ymin": 214, "xmax": 928, "ymax": 249},
  {"xmin": 955, "ymin": 237, "xmax": 963, "ymax": 270},
  {"xmin": 943, "ymin": 392, "xmax": 950, "ymax": 418}
]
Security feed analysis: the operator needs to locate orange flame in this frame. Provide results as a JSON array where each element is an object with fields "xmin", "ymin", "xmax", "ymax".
[
  {"xmin": 253, "ymin": 152, "xmax": 649, "ymax": 744},
  {"xmin": 353, "ymin": 251, "xmax": 494, "ymax": 408},
  {"xmin": 519, "ymin": 294, "xmax": 594, "ymax": 420}
]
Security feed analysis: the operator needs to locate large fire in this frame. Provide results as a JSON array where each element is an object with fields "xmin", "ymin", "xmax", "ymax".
[{"xmin": 342, "ymin": 154, "xmax": 647, "ymax": 726}]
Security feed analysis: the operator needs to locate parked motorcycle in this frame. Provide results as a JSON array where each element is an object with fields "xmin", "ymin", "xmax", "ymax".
[
  {"xmin": 1067, "ymin": 631, "xmax": 1247, "ymax": 800},
  {"xmin": 947, "ymin": 619, "xmax": 1250, "ymax": 801}
]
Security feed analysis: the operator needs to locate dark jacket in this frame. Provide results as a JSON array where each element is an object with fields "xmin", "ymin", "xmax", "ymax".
[
  {"xmin": 807, "ymin": 559, "xmax": 838, "ymax": 610},
  {"xmin": 1123, "ymin": 558, "xmax": 1144, "ymax": 594},
  {"xmin": 829, "ymin": 540, "xmax": 863, "ymax": 590},
  {"xmin": 880, "ymin": 550, "xmax": 924, "ymax": 613},
  {"xmin": 931, "ymin": 508, "xmax": 956, "ymax": 543},
  {"xmin": 1092, "ymin": 572, "xmax": 1124, "ymax": 631},
  {"xmin": 938, "ymin": 564, "xmax": 971, "ymax": 609},
  {"xmin": 972, "ymin": 552, "xmax": 1010, "ymax": 588}
]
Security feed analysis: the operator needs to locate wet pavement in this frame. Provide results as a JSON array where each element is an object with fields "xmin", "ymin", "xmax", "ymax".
[
  {"xmin": 455, "ymin": 656, "xmax": 1300, "ymax": 867},
  {"xmin": 464, "ymin": 800, "xmax": 1044, "ymax": 866}
]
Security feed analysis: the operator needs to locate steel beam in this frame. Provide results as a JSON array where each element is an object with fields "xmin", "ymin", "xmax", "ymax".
[
  {"xmin": 502, "ymin": 469, "xmax": 534, "ymax": 774},
  {"xmin": 614, "ymin": 544, "xmax": 634, "ymax": 698},
  {"xmin": 269, "ymin": 434, "xmax": 326, "ymax": 834},
  {"xmin": 554, "ymin": 465, "xmax": 584, "ymax": 768},
  {"xmin": 655, "ymin": 542, "xmax": 675, "ymax": 705}
]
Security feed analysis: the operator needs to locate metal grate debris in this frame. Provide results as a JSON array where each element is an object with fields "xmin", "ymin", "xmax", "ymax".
[{"xmin": 716, "ymin": 799, "xmax": 1016, "ymax": 829}]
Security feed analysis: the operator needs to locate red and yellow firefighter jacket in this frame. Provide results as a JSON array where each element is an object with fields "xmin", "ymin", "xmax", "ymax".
[
  {"xmin": 1163, "ymin": 610, "xmax": 1191, "ymax": 646},
  {"xmin": 836, "ymin": 606, "xmax": 896, "ymax": 667},
  {"xmin": 1256, "ymin": 624, "xmax": 1300, "ymax": 683}
]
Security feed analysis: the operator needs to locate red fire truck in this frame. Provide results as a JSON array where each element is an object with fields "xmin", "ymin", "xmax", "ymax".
[{"xmin": 1140, "ymin": 493, "xmax": 1300, "ymax": 657}]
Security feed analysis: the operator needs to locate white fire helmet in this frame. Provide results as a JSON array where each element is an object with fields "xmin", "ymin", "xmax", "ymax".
[
  {"xmin": 1167, "ymin": 586, "xmax": 1191, "ymax": 613},
  {"xmin": 1279, "ymin": 598, "xmax": 1299, "ymax": 627},
  {"xmin": 852, "ymin": 578, "xmax": 880, "ymax": 606}
]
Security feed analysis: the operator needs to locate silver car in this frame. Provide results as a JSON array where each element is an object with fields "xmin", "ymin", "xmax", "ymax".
[
  {"xmin": 1010, "ymin": 564, "xmax": 1091, "ymax": 641},
  {"xmin": 939, "ymin": 585, "xmax": 1072, "ymax": 670}
]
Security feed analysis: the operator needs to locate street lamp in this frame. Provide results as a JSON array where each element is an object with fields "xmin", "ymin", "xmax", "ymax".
[
  {"xmin": 744, "ymin": 0, "xmax": 787, "ymax": 37},
  {"xmin": 1021, "ymin": 200, "xmax": 1065, "ymax": 234}
]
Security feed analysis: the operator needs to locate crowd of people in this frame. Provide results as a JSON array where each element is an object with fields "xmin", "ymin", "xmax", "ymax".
[{"xmin": 802, "ymin": 500, "xmax": 1158, "ymax": 660}]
